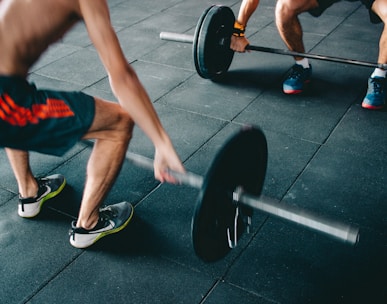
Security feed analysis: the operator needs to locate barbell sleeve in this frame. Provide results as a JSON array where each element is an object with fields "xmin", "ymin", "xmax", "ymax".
[
  {"xmin": 160, "ymin": 32, "xmax": 194, "ymax": 44},
  {"xmin": 237, "ymin": 192, "xmax": 359, "ymax": 245}
]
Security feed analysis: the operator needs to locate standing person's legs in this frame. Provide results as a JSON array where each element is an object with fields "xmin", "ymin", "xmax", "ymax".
[
  {"xmin": 362, "ymin": 0, "xmax": 387, "ymax": 109},
  {"xmin": 275, "ymin": 0, "xmax": 317, "ymax": 94},
  {"xmin": 275, "ymin": 0, "xmax": 317, "ymax": 57}
]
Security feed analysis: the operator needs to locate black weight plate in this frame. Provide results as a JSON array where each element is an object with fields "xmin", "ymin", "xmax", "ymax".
[
  {"xmin": 192, "ymin": 126, "xmax": 268, "ymax": 262},
  {"xmin": 193, "ymin": 5, "xmax": 235, "ymax": 80}
]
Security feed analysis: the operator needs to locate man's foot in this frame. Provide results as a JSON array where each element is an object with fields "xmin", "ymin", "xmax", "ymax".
[
  {"xmin": 69, "ymin": 201, "xmax": 134, "ymax": 249},
  {"xmin": 361, "ymin": 76, "xmax": 386, "ymax": 110},
  {"xmin": 18, "ymin": 174, "xmax": 66, "ymax": 218},
  {"xmin": 283, "ymin": 64, "xmax": 312, "ymax": 94}
]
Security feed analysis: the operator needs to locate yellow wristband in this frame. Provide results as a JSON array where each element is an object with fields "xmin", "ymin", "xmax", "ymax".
[
  {"xmin": 234, "ymin": 21, "xmax": 245, "ymax": 31},
  {"xmin": 233, "ymin": 21, "xmax": 245, "ymax": 37}
]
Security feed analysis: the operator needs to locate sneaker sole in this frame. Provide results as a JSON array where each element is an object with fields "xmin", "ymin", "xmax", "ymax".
[
  {"xmin": 70, "ymin": 203, "xmax": 134, "ymax": 249},
  {"xmin": 283, "ymin": 80, "xmax": 310, "ymax": 95},
  {"xmin": 283, "ymin": 89, "xmax": 303, "ymax": 95},
  {"xmin": 361, "ymin": 102, "xmax": 384, "ymax": 110},
  {"xmin": 18, "ymin": 178, "xmax": 67, "ymax": 218}
]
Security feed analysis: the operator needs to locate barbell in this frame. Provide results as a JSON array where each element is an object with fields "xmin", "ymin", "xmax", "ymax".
[
  {"xmin": 160, "ymin": 5, "xmax": 387, "ymax": 80},
  {"xmin": 120, "ymin": 126, "xmax": 359, "ymax": 262}
]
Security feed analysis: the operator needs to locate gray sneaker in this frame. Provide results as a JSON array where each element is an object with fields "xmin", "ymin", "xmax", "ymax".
[
  {"xmin": 18, "ymin": 174, "xmax": 66, "ymax": 218},
  {"xmin": 69, "ymin": 201, "xmax": 134, "ymax": 248}
]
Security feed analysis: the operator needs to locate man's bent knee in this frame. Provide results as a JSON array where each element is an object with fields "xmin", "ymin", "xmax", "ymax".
[
  {"xmin": 276, "ymin": 0, "xmax": 318, "ymax": 17},
  {"xmin": 372, "ymin": 0, "xmax": 387, "ymax": 23},
  {"xmin": 84, "ymin": 98, "xmax": 134, "ymax": 142}
]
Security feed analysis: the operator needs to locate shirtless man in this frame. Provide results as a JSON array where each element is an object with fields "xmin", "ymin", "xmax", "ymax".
[
  {"xmin": 0, "ymin": 0, "xmax": 185, "ymax": 248},
  {"xmin": 231, "ymin": 0, "xmax": 387, "ymax": 110}
]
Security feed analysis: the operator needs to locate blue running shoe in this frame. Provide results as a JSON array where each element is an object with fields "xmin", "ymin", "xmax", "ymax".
[
  {"xmin": 283, "ymin": 64, "xmax": 312, "ymax": 94},
  {"xmin": 361, "ymin": 76, "xmax": 386, "ymax": 110}
]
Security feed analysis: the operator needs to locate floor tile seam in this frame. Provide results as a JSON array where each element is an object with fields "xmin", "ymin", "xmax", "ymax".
[
  {"xmin": 153, "ymin": 99, "xmax": 233, "ymax": 129},
  {"xmin": 243, "ymin": 19, "xmax": 276, "ymax": 39},
  {"xmin": 32, "ymin": 69, "xmax": 98, "ymax": 88},
  {"xmin": 305, "ymin": 4, "xmax": 364, "ymax": 55},
  {"xmin": 156, "ymin": 89, "xmax": 265, "ymax": 124},
  {"xmin": 0, "ymin": 185, "xmax": 18, "ymax": 196},
  {"xmin": 160, "ymin": 254, "xmax": 213, "ymax": 278},
  {"xmin": 115, "ymin": 7, "xmax": 199, "ymax": 58},
  {"xmin": 140, "ymin": 64, "xmax": 197, "ymax": 104},
  {"xmin": 0, "ymin": 192, "xmax": 17, "ymax": 210},
  {"xmin": 132, "ymin": 182, "xmax": 163, "ymax": 208},
  {"xmin": 112, "ymin": 0, "xmax": 188, "ymax": 25},
  {"xmin": 226, "ymin": 281, "xmax": 281, "ymax": 304},
  {"xmin": 320, "ymin": 97, "xmax": 355, "ymax": 146},
  {"xmin": 274, "ymin": 104, "xmax": 353, "ymax": 200},
  {"xmin": 197, "ymin": 280, "xmax": 220, "ymax": 304},
  {"xmin": 136, "ymin": 58, "xmax": 197, "ymax": 80},
  {"xmin": 230, "ymin": 88, "xmax": 277, "ymax": 124},
  {"xmin": 21, "ymin": 251, "xmax": 85, "ymax": 304},
  {"xmin": 47, "ymin": 205, "xmax": 77, "ymax": 221},
  {"xmin": 30, "ymin": 44, "xmax": 85, "ymax": 74},
  {"xmin": 158, "ymin": 0, "xmax": 200, "ymax": 15}
]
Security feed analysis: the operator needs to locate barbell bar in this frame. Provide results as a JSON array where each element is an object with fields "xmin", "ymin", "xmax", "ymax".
[
  {"xmin": 160, "ymin": 5, "xmax": 387, "ymax": 80},
  {"xmin": 126, "ymin": 150, "xmax": 359, "ymax": 244},
  {"xmin": 121, "ymin": 126, "xmax": 359, "ymax": 262}
]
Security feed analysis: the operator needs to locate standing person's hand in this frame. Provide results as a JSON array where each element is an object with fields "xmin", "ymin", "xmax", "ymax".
[{"xmin": 230, "ymin": 35, "xmax": 250, "ymax": 53}]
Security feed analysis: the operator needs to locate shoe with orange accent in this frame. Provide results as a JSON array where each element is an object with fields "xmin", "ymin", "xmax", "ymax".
[
  {"xmin": 283, "ymin": 64, "xmax": 312, "ymax": 94},
  {"xmin": 361, "ymin": 76, "xmax": 386, "ymax": 110}
]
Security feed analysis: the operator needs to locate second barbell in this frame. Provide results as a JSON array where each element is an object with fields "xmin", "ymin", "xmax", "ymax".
[{"xmin": 160, "ymin": 5, "xmax": 387, "ymax": 80}]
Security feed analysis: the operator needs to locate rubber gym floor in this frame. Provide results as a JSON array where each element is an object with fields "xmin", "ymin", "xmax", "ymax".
[{"xmin": 0, "ymin": 0, "xmax": 386, "ymax": 303}]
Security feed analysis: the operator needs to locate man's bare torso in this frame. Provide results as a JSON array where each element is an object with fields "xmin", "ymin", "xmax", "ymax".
[{"xmin": 0, "ymin": 0, "xmax": 82, "ymax": 77}]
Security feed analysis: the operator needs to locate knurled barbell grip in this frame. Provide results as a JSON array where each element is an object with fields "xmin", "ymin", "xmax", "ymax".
[{"xmin": 125, "ymin": 151, "xmax": 203, "ymax": 189}]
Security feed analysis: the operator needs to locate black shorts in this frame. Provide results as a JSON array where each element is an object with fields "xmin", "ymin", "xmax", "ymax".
[
  {"xmin": 309, "ymin": 0, "xmax": 381, "ymax": 24},
  {"xmin": 0, "ymin": 76, "xmax": 95, "ymax": 156}
]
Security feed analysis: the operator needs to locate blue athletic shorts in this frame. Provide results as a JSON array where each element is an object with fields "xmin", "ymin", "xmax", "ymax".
[{"xmin": 0, "ymin": 76, "xmax": 95, "ymax": 156}]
